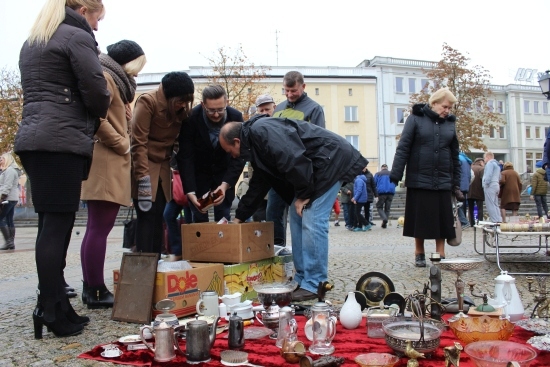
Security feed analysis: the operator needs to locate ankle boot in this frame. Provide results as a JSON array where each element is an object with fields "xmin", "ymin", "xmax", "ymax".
[
  {"xmin": 0, "ymin": 226, "xmax": 13, "ymax": 250},
  {"xmin": 7, "ymin": 227, "xmax": 15, "ymax": 248},
  {"xmin": 33, "ymin": 301, "xmax": 83, "ymax": 339},
  {"xmin": 61, "ymin": 295, "xmax": 89, "ymax": 326},
  {"xmin": 82, "ymin": 281, "xmax": 88, "ymax": 304},
  {"xmin": 85, "ymin": 284, "xmax": 114, "ymax": 309}
]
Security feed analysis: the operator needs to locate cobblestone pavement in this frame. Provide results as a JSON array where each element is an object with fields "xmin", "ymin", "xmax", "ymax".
[{"xmin": 0, "ymin": 221, "xmax": 549, "ymax": 366}]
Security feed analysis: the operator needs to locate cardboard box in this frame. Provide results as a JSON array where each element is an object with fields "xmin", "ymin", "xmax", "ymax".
[
  {"xmin": 182, "ymin": 222, "xmax": 274, "ymax": 264},
  {"xmin": 222, "ymin": 254, "xmax": 295, "ymax": 302},
  {"xmin": 113, "ymin": 262, "xmax": 224, "ymax": 318}
]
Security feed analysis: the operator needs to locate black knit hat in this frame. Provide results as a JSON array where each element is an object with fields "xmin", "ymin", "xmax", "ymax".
[
  {"xmin": 162, "ymin": 72, "xmax": 194, "ymax": 100},
  {"xmin": 106, "ymin": 40, "xmax": 144, "ymax": 65}
]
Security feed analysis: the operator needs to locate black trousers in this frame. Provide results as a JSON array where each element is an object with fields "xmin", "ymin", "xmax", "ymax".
[{"xmin": 134, "ymin": 181, "xmax": 167, "ymax": 254}]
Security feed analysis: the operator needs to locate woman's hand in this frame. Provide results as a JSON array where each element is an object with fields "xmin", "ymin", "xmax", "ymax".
[{"xmin": 212, "ymin": 182, "xmax": 230, "ymax": 206}]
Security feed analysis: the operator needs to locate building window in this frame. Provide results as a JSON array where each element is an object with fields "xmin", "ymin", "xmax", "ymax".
[
  {"xmin": 345, "ymin": 135, "xmax": 359, "ymax": 150},
  {"xmin": 344, "ymin": 106, "xmax": 358, "ymax": 122},
  {"xmin": 281, "ymin": 88, "xmax": 285, "ymax": 95},
  {"xmin": 497, "ymin": 101, "xmax": 504, "ymax": 114},
  {"xmin": 348, "ymin": 88, "xmax": 353, "ymax": 96},
  {"xmin": 534, "ymin": 101, "xmax": 540, "ymax": 114},
  {"xmin": 490, "ymin": 127, "xmax": 496, "ymax": 139},
  {"xmin": 397, "ymin": 108, "xmax": 406, "ymax": 124},
  {"xmin": 499, "ymin": 126, "xmax": 506, "ymax": 139},
  {"xmin": 526, "ymin": 152, "xmax": 533, "ymax": 172},
  {"xmin": 315, "ymin": 88, "xmax": 319, "ymax": 96},
  {"xmin": 526, "ymin": 126, "xmax": 531, "ymax": 139},
  {"xmin": 408, "ymin": 78, "xmax": 416, "ymax": 93},
  {"xmin": 524, "ymin": 100, "xmax": 530, "ymax": 113},
  {"xmin": 421, "ymin": 79, "xmax": 430, "ymax": 92},
  {"xmin": 488, "ymin": 100, "xmax": 494, "ymax": 112},
  {"xmin": 396, "ymin": 77, "xmax": 404, "ymax": 93},
  {"xmin": 536, "ymin": 127, "xmax": 541, "ymax": 139},
  {"xmin": 544, "ymin": 102, "xmax": 549, "ymax": 114}
]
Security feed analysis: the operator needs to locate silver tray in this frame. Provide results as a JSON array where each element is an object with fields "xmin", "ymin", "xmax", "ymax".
[{"xmin": 437, "ymin": 258, "xmax": 484, "ymax": 272}]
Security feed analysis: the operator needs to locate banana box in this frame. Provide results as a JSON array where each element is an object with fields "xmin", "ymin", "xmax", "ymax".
[
  {"xmin": 223, "ymin": 258, "xmax": 274, "ymax": 301},
  {"xmin": 271, "ymin": 253, "xmax": 294, "ymax": 282},
  {"xmin": 182, "ymin": 222, "xmax": 274, "ymax": 264},
  {"xmin": 113, "ymin": 262, "xmax": 224, "ymax": 318}
]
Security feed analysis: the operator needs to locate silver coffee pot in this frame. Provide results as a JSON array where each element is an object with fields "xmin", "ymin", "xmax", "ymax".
[
  {"xmin": 140, "ymin": 321, "xmax": 184, "ymax": 362},
  {"xmin": 185, "ymin": 316, "xmax": 220, "ymax": 363}
]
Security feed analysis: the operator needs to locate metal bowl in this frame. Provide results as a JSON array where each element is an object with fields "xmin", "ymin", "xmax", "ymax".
[
  {"xmin": 437, "ymin": 258, "xmax": 484, "ymax": 272},
  {"xmin": 251, "ymin": 280, "xmax": 297, "ymax": 308},
  {"xmin": 382, "ymin": 317, "xmax": 445, "ymax": 356}
]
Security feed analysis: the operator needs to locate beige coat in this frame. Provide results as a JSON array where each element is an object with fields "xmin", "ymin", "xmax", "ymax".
[
  {"xmin": 81, "ymin": 73, "xmax": 131, "ymax": 206},
  {"xmin": 130, "ymin": 85, "xmax": 181, "ymax": 202}
]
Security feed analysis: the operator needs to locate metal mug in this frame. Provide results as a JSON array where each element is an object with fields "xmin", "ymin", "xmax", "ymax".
[{"xmin": 196, "ymin": 290, "xmax": 220, "ymax": 317}]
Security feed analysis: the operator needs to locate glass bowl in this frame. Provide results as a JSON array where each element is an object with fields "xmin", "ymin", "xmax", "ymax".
[
  {"xmin": 448, "ymin": 315, "xmax": 514, "ymax": 345},
  {"xmin": 354, "ymin": 353, "xmax": 400, "ymax": 367},
  {"xmin": 464, "ymin": 341, "xmax": 537, "ymax": 367},
  {"xmin": 382, "ymin": 316, "xmax": 445, "ymax": 355}
]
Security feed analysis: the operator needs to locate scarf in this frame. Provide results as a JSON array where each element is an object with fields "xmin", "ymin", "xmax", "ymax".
[{"xmin": 99, "ymin": 53, "xmax": 136, "ymax": 104}]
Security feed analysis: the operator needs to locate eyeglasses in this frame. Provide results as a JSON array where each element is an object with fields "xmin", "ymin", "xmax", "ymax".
[{"xmin": 204, "ymin": 107, "xmax": 226, "ymax": 115}]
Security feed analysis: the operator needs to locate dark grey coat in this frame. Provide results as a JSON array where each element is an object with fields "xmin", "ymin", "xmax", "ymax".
[
  {"xmin": 14, "ymin": 7, "xmax": 109, "ymax": 159},
  {"xmin": 390, "ymin": 103, "xmax": 460, "ymax": 191}
]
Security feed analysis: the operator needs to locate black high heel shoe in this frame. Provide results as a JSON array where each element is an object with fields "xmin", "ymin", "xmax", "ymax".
[
  {"xmin": 62, "ymin": 296, "xmax": 89, "ymax": 325},
  {"xmin": 33, "ymin": 303, "xmax": 83, "ymax": 339}
]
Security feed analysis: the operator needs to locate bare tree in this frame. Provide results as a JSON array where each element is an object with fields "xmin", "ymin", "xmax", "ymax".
[
  {"xmin": 201, "ymin": 45, "xmax": 270, "ymax": 120},
  {"xmin": 409, "ymin": 43, "xmax": 504, "ymax": 152}
]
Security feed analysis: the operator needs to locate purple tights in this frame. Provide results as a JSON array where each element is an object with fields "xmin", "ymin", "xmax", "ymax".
[{"xmin": 80, "ymin": 200, "xmax": 120, "ymax": 287}]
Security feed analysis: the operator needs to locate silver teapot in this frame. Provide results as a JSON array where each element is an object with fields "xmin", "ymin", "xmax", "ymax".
[
  {"xmin": 185, "ymin": 316, "xmax": 220, "ymax": 363},
  {"xmin": 140, "ymin": 321, "xmax": 184, "ymax": 362}
]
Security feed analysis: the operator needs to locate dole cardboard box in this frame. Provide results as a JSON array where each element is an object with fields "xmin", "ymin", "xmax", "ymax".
[
  {"xmin": 182, "ymin": 222, "xmax": 274, "ymax": 264},
  {"xmin": 113, "ymin": 262, "xmax": 224, "ymax": 318},
  {"xmin": 224, "ymin": 258, "xmax": 274, "ymax": 302}
]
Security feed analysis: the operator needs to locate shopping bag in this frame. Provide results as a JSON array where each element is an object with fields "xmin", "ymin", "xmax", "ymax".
[
  {"xmin": 122, "ymin": 207, "xmax": 137, "ymax": 249},
  {"xmin": 172, "ymin": 170, "xmax": 188, "ymax": 206},
  {"xmin": 447, "ymin": 196, "xmax": 462, "ymax": 247}
]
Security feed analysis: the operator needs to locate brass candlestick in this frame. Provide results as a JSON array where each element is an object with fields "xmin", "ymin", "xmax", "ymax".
[{"xmin": 526, "ymin": 276, "xmax": 550, "ymax": 319}]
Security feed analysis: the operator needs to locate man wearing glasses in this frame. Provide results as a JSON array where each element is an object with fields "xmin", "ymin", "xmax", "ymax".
[{"xmin": 177, "ymin": 85, "xmax": 244, "ymax": 222}]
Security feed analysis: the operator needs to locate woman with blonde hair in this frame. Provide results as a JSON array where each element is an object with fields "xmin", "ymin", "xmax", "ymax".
[
  {"xmin": 80, "ymin": 40, "xmax": 146, "ymax": 309},
  {"xmin": 14, "ymin": 0, "xmax": 109, "ymax": 339},
  {"xmin": 0, "ymin": 153, "xmax": 21, "ymax": 251},
  {"xmin": 390, "ymin": 87, "xmax": 462, "ymax": 267}
]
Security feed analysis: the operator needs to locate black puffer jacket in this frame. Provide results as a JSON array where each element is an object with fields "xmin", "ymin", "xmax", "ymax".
[
  {"xmin": 14, "ymin": 7, "xmax": 109, "ymax": 158},
  {"xmin": 390, "ymin": 103, "xmax": 460, "ymax": 191}
]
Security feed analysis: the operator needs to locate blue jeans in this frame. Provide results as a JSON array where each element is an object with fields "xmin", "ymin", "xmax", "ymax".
[
  {"xmin": 0, "ymin": 201, "xmax": 17, "ymax": 228},
  {"xmin": 163, "ymin": 200, "xmax": 193, "ymax": 256},
  {"xmin": 341, "ymin": 202, "xmax": 353, "ymax": 227},
  {"xmin": 289, "ymin": 181, "xmax": 341, "ymax": 294},
  {"xmin": 266, "ymin": 189, "xmax": 289, "ymax": 246}
]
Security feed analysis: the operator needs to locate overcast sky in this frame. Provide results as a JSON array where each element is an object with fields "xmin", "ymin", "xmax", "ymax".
[{"xmin": 1, "ymin": 0, "xmax": 549, "ymax": 86}]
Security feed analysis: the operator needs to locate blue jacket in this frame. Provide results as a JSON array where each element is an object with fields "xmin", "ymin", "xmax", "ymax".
[
  {"xmin": 374, "ymin": 168, "xmax": 395, "ymax": 195},
  {"xmin": 458, "ymin": 152, "xmax": 472, "ymax": 192},
  {"xmin": 353, "ymin": 174, "xmax": 367, "ymax": 203}
]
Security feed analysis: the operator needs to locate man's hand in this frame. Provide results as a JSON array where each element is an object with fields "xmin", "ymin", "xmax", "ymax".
[
  {"xmin": 187, "ymin": 193, "xmax": 201, "ymax": 210},
  {"xmin": 233, "ymin": 218, "xmax": 242, "ymax": 224},
  {"xmin": 213, "ymin": 182, "xmax": 230, "ymax": 206},
  {"xmin": 294, "ymin": 198, "xmax": 311, "ymax": 217},
  {"xmin": 351, "ymin": 198, "xmax": 357, "ymax": 204}
]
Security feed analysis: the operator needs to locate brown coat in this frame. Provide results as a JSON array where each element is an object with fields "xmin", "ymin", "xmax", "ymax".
[
  {"xmin": 499, "ymin": 166, "xmax": 522, "ymax": 207},
  {"xmin": 81, "ymin": 73, "xmax": 131, "ymax": 206},
  {"xmin": 130, "ymin": 85, "xmax": 181, "ymax": 202},
  {"xmin": 469, "ymin": 162, "xmax": 485, "ymax": 200}
]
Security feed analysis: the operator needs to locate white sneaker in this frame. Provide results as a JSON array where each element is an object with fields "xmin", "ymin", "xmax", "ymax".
[{"xmin": 168, "ymin": 255, "xmax": 182, "ymax": 262}]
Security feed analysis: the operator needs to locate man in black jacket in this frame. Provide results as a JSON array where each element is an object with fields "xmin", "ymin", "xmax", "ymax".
[
  {"xmin": 177, "ymin": 85, "xmax": 245, "ymax": 222},
  {"xmin": 219, "ymin": 117, "xmax": 368, "ymax": 301}
]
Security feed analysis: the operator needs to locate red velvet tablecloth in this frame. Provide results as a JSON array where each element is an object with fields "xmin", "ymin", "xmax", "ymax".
[{"xmin": 79, "ymin": 315, "xmax": 550, "ymax": 366}]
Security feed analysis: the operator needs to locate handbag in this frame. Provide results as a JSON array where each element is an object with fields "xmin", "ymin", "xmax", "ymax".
[
  {"xmin": 172, "ymin": 170, "xmax": 188, "ymax": 206},
  {"xmin": 447, "ymin": 196, "xmax": 462, "ymax": 247},
  {"xmin": 122, "ymin": 207, "xmax": 137, "ymax": 249}
]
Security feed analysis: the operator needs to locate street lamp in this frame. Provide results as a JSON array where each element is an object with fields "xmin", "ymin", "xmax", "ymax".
[{"xmin": 538, "ymin": 70, "xmax": 550, "ymax": 100}]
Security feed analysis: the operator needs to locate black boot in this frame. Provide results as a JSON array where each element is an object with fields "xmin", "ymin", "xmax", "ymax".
[
  {"xmin": 61, "ymin": 295, "xmax": 89, "ymax": 326},
  {"xmin": 85, "ymin": 284, "xmax": 114, "ymax": 309},
  {"xmin": 0, "ymin": 226, "xmax": 13, "ymax": 250},
  {"xmin": 82, "ymin": 281, "xmax": 88, "ymax": 304},
  {"xmin": 33, "ymin": 300, "xmax": 83, "ymax": 339}
]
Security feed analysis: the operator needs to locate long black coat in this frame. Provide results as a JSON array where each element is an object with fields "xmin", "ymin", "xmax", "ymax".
[
  {"xmin": 390, "ymin": 103, "xmax": 460, "ymax": 191},
  {"xmin": 15, "ymin": 7, "xmax": 109, "ymax": 158},
  {"xmin": 177, "ymin": 105, "xmax": 244, "ymax": 196}
]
